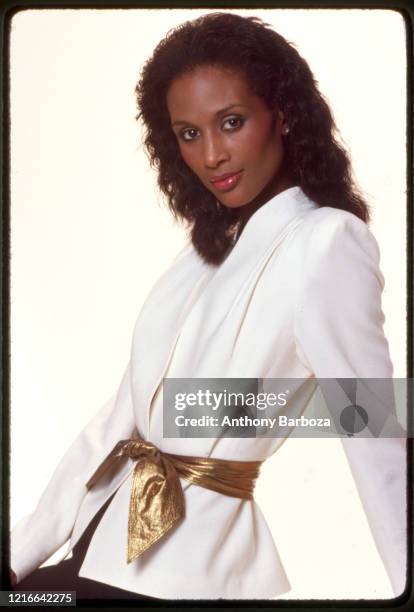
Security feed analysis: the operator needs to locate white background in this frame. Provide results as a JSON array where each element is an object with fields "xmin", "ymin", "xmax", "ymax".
[{"xmin": 9, "ymin": 8, "xmax": 406, "ymax": 599}]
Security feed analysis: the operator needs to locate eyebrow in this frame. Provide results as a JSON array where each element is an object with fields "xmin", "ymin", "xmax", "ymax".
[{"xmin": 171, "ymin": 104, "xmax": 247, "ymax": 127}]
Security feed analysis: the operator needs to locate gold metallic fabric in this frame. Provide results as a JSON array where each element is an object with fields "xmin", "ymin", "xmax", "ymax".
[{"xmin": 86, "ymin": 437, "xmax": 262, "ymax": 563}]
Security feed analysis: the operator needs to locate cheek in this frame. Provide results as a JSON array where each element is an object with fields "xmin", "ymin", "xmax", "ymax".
[
  {"xmin": 177, "ymin": 143, "xmax": 201, "ymax": 174},
  {"xmin": 178, "ymin": 145, "xmax": 191, "ymax": 168},
  {"xmin": 251, "ymin": 124, "xmax": 282, "ymax": 161},
  {"xmin": 240, "ymin": 120, "xmax": 283, "ymax": 170}
]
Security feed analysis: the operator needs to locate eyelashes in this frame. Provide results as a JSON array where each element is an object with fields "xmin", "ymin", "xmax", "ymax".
[
  {"xmin": 179, "ymin": 116, "xmax": 245, "ymax": 142},
  {"xmin": 180, "ymin": 127, "xmax": 199, "ymax": 142},
  {"xmin": 222, "ymin": 116, "xmax": 245, "ymax": 131}
]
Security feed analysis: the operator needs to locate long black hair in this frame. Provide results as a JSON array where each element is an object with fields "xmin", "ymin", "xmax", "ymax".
[{"xmin": 136, "ymin": 12, "xmax": 369, "ymax": 265}]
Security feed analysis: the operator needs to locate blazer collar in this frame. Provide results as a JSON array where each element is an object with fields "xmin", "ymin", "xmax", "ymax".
[
  {"xmin": 196, "ymin": 186, "xmax": 316, "ymax": 287},
  {"xmin": 147, "ymin": 186, "xmax": 317, "ymax": 450},
  {"xmin": 230, "ymin": 185, "xmax": 315, "ymax": 257},
  {"xmin": 154, "ymin": 186, "xmax": 316, "ymax": 383}
]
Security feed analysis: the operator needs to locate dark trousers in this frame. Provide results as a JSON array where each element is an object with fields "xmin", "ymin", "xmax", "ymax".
[{"xmin": 14, "ymin": 493, "xmax": 161, "ymax": 601}]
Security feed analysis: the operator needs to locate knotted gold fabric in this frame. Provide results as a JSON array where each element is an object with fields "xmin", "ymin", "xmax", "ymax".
[{"xmin": 86, "ymin": 437, "xmax": 263, "ymax": 563}]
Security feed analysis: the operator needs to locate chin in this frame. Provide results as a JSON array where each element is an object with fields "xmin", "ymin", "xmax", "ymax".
[
  {"xmin": 219, "ymin": 201, "xmax": 246, "ymax": 210},
  {"xmin": 216, "ymin": 193, "xmax": 253, "ymax": 209}
]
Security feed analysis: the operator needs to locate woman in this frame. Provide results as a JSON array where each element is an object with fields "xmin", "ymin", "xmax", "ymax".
[{"xmin": 10, "ymin": 12, "xmax": 406, "ymax": 600}]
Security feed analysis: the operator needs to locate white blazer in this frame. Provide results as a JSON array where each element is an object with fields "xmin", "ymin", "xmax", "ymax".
[{"xmin": 11, "ymin": 186, "xmax": 407, "ymax": 599}]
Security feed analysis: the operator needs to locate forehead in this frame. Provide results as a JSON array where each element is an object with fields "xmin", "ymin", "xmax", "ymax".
[{"xmin": 166, "ymin": 64, "xmax": 257, "ymax": 120}]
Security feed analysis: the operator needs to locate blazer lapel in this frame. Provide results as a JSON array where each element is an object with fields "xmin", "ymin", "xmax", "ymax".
[
  {"xmin": 133, "ymin": 187, "xmax": 315, "ymax": 444},
  {"xmin": 130, "ymin": 246, "xmax": 214, "ymax": 439},
  {"xmin": 163, "ymin": 187, "xmax": 315, "ymax": 380}
]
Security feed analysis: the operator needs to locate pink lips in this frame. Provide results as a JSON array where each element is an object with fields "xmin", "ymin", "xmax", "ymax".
[{"xmin": 210, "ymin": 171, "xmax": 243, "ymax": 191}]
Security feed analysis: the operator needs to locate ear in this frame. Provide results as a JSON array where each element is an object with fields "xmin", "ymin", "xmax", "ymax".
[
  {"xmin": 277, "ymin": 110, "xmax": 289, "ymax": 136},
  {"xmin": 273, "ymin": 109, "xmax": 286, "ymax": 133}
]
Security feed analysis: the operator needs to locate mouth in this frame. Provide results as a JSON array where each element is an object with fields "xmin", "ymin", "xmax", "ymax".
[{"xmin": 209, "ymin": 170, "xmax": 243, "ymax": 192}]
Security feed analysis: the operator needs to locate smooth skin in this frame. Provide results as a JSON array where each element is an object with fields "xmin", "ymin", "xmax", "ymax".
[{"xmin": 167, "ymin": 64, "xmax": 295, "ymax": 222}]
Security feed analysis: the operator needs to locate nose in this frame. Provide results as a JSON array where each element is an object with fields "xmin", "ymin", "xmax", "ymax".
[{"xmin": 203, "ymin": 132, "xmax": 230, "ymax": 169}]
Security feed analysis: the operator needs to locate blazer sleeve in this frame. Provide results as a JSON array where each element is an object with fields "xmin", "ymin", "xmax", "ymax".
[
  {"xmin": 294, "ymin": 210, "xmax": 407, "ymax": 597},
  {"xmin": 10, "ymin": 361, "xmax": 137, "ymax": 584}
]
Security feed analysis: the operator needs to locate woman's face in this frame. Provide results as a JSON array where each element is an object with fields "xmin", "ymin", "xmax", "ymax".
[{"xmin": 167, "ymin": 64, "xmax": 289, "ymax": 209}]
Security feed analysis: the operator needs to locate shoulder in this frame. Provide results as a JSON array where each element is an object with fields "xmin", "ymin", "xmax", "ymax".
[
  {"xmin": 138, "ymin": 239, "xmax": 208, "ymax": 309},
  {"xmin": 292, "ymin": 205, "xmax": 392, "ymax": 378},
  {"xmin": 154, "ymin": 240, "xmax": 204, "ymax": 284},
  {"xmin": 297, "ymin": 206, "xmax": 381, "ymax": 280},
  {"xmin": 303, "ymin": 205, "xmax": 376, "ymax": 246}
]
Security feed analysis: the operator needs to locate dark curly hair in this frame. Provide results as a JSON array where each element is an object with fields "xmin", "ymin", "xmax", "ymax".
[{"xmin": 135, "ymin": 12, "xmax": 369, "ymax": 265}]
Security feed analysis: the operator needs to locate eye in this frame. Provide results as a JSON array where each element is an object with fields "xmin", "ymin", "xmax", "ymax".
[
  {"xmin": 222, "ymin": 116, "xmax": 245, "ymax": 131},
  {"xmin": 179, "ymin": 127, "xmax": 200, "ymax": 142}
]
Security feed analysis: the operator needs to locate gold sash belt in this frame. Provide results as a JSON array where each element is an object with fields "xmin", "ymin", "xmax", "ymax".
[{"xmin": 86, "ymin": 437, "xmax": 263, "ymax": 563}]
